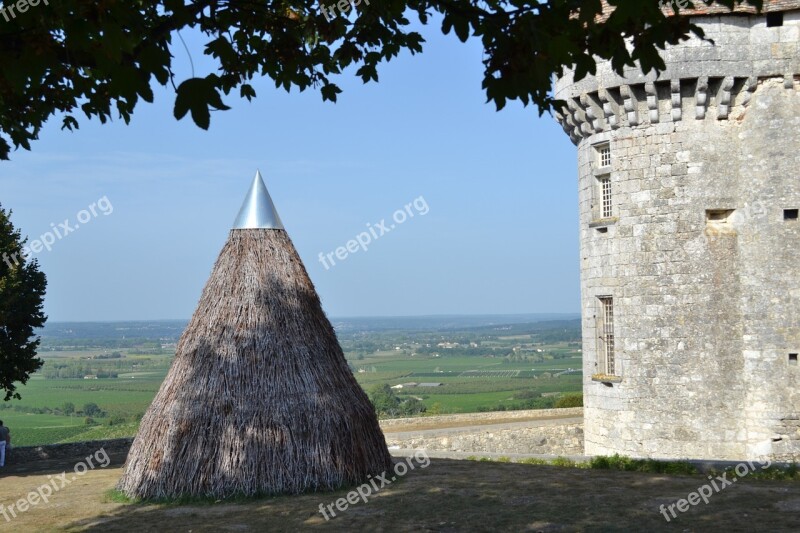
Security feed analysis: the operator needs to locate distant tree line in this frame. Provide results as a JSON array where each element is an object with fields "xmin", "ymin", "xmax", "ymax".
[
  {"xmin": 0, "ymin": 400, "xmax": 145, "ymax": 427},
  {"xmin": 94, "ymin": 352, "xmax": 124, "ymax": 359},
  {"xmin": 0, "ymin": 401, "xmax": 106, "ymax": 418},
  {"xmin": 41, "ymin": 363, "xmax": 118, "ymax": 379},
  {"xmin": 40, "ymin": 339, "xmax": 165, "ymax": 351}
]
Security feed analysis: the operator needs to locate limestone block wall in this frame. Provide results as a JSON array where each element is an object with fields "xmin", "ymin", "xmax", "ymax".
[
  {"xmin": 555, "ymin": 10, "xmax": 800, "ymax": 461},
  {"xmin": 381, "ymin": 409, "xmax": 584, "ymax": 456},
  {"xmin": 384, "ymin": 423, "xmax": 584, "ymax": 456},
  {"xmin": 378, "ymin": 407, "xmax": 583, "ymax": 430}
]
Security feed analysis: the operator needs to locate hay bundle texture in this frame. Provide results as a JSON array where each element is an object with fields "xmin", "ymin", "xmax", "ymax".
[{"xmin": 118, "ymin": 227, "xmax": 392, "ymax": 498}]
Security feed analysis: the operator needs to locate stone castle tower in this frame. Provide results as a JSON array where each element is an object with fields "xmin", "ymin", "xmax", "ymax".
[{"xmin": 555, "ymin": 0, "xmax": 800, "ymax": 461}]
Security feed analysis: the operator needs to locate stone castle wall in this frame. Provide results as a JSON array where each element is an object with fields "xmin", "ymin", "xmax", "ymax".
[{"xmin": 555, "ymin": 10, "xmax": 800, "ymax": 461}]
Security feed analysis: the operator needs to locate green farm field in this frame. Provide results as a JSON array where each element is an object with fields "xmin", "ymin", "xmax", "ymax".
[
  {"xmin": 1, "ymin": 359, "xmax": 170, "ymax": 446},
  {"xmin": 5, "ymin": 318, "xmax": 583, "ymax": 446},
  {"xmin": 0, "ymin": 412, "xmax": 87, "ymax": 446},
  {"xmin": 384, "ymin": 370, "xmax": 583, "ymax": 412},
  {"xmin": 353, "ymin": 349, "xmax": 581, "ymax": 373},
  {"xmin": 9, "ymin": 377, "xmax": 164, "ymax": 414}
]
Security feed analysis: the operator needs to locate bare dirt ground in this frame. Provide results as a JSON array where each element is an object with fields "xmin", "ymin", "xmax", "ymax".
[{"xmin": 2, "ymin": 451, "xmax": 800, "ymax": 532}]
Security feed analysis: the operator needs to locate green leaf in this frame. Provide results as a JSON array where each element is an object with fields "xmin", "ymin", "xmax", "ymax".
[
  {"xmin": 190, "ymin": 105, "xmax": 211, "ymax": 130},
  {"xmin": 61, "ymin": 116, "xmax": 80, "ymax": 131},
  {"xmin": 320, "ymin": 83, "xmax": 342, "ymax": 102},
  {"xmin": 174, "ymin": 77, "xmax": 229, "ymax": 129},
  {"xmin": 240, "ymin": 84, "xmax": 256, "ymax": 100},
  {"xmin": 173, "ymin": 79, "xmax": 198, "ymax": 121},
  {"xmin": 453, "ymin": 17, "xmax": 470, "ymax": 43}
]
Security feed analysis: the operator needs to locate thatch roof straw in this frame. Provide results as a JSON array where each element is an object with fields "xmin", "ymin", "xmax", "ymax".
[{"xmin": 117, "ymin": 222, "xmax": 392, "ymax": 499}]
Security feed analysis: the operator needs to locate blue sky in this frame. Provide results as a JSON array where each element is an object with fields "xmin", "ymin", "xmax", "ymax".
[{"xmin": 0, "ymin": 19, "xmax": 579, "ymax": 321}]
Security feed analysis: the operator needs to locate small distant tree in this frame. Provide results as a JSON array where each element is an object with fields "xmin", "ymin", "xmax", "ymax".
[
  {"xmin": 427, "ymin": 402, "xmax": 444, "ymax": 415},
  {"xmin": 62, "ymin": 402, "xmax": 76, "ymax": 415},
  {"xmin": 0, "ymin": 204, "xmax": 47, "ymax": 401},
  {"xmin": 401, "ymin": 397, "xmax": 427, "ymax": 416},
  {"xmin": 367, "ymin": 384, "xmax": 401, "ymax": 417},
  {"xmin": 83, "ymin": 402, "xmax": 103, "ymax": 417},
  {"xmin": 555, "ymin": 394, "xmax": 584, "ymax": 408}
]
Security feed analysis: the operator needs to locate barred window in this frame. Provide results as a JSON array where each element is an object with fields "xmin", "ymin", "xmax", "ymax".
[
  {"xmin": 597, "ymin": 297, "xmax": 616, "ymax": 375},
  {"xmin": 597, "ymin": 143, "xmax": 611, "ymax": 168},
  {"xmin": 599, "ymin": 176, "xmax": 612, "ymax": 218}
]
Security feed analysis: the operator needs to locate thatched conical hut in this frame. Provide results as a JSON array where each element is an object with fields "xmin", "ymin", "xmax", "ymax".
[{"xmin": 118, "ymin": 171, "xmax": 392, "ymax": 499}]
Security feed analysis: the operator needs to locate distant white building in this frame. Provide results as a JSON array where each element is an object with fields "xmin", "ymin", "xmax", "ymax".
[
  {"xmin": 390, "ymin": 382, "xmax": 419, "ymax": 390},
  {"xmin": 436, "ymin": 342, "xmax": 459, "ymax": 349}
]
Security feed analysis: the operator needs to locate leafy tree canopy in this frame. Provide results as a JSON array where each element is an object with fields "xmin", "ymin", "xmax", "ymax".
[
  {"xmin": 82, "ymin": 402, "xmax": 104, "ymax": 417},
  {"xmin": 368, "ymin": 383, "xmax": 426, "ymax": 416},
  {"xmin": 368, "ymin": 383, "xmax": 402, "ymax": 416},
  {"xmin": 0, "ymin": 204, "xmax": 47, "ymax": 401},
  {"xmin": 0, "ymin": 0, "xmax": 762, "ymax": 159}
]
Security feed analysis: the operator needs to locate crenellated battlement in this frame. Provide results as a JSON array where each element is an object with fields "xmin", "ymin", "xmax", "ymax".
[
  {"xmin": 554, "ymin": 8, "xmax": 800, "ymax": 145},
  {"xmin": 555, "ymin": 74, "xmax": 798, "ymax": 144}
]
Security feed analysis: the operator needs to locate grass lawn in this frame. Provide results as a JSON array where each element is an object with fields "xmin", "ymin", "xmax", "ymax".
[
  {"xmin": 5, "ymin": 378, "xmax": 164, "ymax": 415},
  {"xmin": 414, "ymin": 391, "xmax": 522, "ymax": 412},
  {"xmin": 1, "ymin": 454, "xmax": 799, "ymax": 531},
  {"xmin": 0, "ymin": 412, "xmax": 141, "ymax": 447},
  {"xmin": 0, "ymin": 413, "xmax": 87, "ymax": 447},
  {"xmin": 1, "ymin": 375, "xmax": 166, "ymax": 446}
]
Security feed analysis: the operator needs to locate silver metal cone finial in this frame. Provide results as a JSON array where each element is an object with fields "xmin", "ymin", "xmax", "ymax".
[{"xmin": 232, "ymin": 170, "xmax": 284, "ymax": 230}]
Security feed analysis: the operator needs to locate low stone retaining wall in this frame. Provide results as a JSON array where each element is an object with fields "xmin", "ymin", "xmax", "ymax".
[
  {"xmin": 385, "ymin": 423, "xmax": 584, "ymax": 456},
  {"xmin": 7, "ymin": 438, "xmax": 133, "ymax": 466},
  {"xmin": 381, "ymin": 408, "xmax": 584, "ymax": 456},
  {"xmin": 379, "ymin": 407, "xmax": 583, "ymax": 430}
]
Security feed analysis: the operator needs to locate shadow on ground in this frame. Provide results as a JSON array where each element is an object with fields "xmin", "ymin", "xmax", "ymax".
[
  {"xmin": 1, "ymin": 447, "xmax": 129, "ymax": 479},
  {"xmin": 44, "ymin": 459, "xmax": 800, "ymax": 532}
]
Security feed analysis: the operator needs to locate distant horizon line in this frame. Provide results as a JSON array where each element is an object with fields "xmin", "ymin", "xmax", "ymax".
[{"xmin": 42, "ymin": 312, "xmax": 581, "ymax": 324}]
